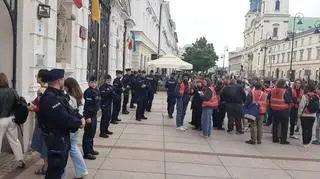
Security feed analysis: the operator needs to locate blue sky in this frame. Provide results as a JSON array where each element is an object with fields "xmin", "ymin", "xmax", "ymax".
[{"xmin": 168, "ymin": 0, "xmax": 320, "ymax": 66}]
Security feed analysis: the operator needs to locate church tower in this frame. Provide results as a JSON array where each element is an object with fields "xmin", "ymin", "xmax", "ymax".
[{"xmin": 261, "ymin": 0, "xmax": 289, "ymax": 15}]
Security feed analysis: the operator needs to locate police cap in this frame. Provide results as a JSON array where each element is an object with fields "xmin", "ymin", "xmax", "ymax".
[
  {"xmin": 45, "ymin": 69, "xmax": 64, "ymax": 82},
  {"xmin": 116, "ymin": 70, "xmax": 123, "ymax": 74},
  {"xmin": 125, "ymin": 68, "xmax": 131, "ymax": 72},
  {"xmin": 89, "ymin": 75, "xmax": 97, "ymax": 82}
]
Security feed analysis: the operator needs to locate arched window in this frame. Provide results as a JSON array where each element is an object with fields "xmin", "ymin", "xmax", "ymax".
[{"xmin": 275, "ymin": 0, "xmax": 280, "ymax": 11}]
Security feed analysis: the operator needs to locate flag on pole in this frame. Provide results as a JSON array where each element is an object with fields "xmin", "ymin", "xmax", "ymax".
[
  {"xmin": 132, "ymin": 32, "xmax": 137, "ymax": 52},
  {"xmin": 73, "ymin": 0, "xmax": 83, "ymax": 9},
  {"xmin": 91, "ymin": 0, "xmax": 101, "ymax": 23}
]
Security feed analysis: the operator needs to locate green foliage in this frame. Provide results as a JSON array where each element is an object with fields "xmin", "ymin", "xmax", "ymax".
[{"xmin": 183, "ymin": 37, "xmax": 219, "ymax": 72}]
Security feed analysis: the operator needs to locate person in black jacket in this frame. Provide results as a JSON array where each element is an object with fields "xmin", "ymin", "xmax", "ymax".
[
  {"xmin": 222, "ymin": 79, "xmax": 246, "ymax": 134},
  {"xmin": 99, "ymin": 74, "xmax": 116, "ymax": 138},
  {"xmin": 191, "ymin": 80, "xmax": 204, "ymax": 130},
  {"xmin": 111, "ymin": 70, "xmax": 124, "ymax": 124},
  {"xmin": 121, "ymin": 69, "xmax": 131, "ymax": 114},
  {"xmin": 145, "ymin": 70, "xmax": 157, "ymax": 112},
  {"xmin": 130, "ymin": 71, "xmax": 138, "ymax": 108},
  {"xmin": 165, "ymin": 73, "xmax": 178, "ymax": 118},
  {"xmin": 135, "ymin": 71, "xmax": 148, "ymax": 121}
]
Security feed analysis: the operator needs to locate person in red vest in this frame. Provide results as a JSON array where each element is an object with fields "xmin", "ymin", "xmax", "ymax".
[
  {"xmin": 244, "ymin": 82, "xmax": 267, "ymax": 144},
  {"xmin": 298, "ymin": 82, "xmax": 319, "ymax": 147},
  {"xmin": 200, "ymin": 79, "xmax": 219, "ymax": 137},
  {"xmin": 289, "ymin": 79, "xmax": 304, "ymax": 139},
  {"xmin": 175, "ymin": 73, "xmax": 191, "ymax": 131},
  {"xmin": 269, "ymin": 79, "xmax": 292, "ymax": 144}
]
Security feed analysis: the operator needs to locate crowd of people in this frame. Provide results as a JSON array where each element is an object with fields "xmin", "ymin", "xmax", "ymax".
[{"xmin": 0, "ymin": 68, "xmax": 320, "ymax": 179}]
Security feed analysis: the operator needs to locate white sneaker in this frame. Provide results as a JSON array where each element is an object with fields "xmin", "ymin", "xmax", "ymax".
[
  {"xmin": 182, "ymin": 126, "xmax": 188, "ymax": 130},
  {"xmin": 290, "ymin": 135, "xmax": 299, "ymax": 140},
  {"xmin": 303, "ymin": 144, "xmax": 310, "ymax": 148},
  {"xmin": 176, "ymin": 127, "xmax": 186, "ymax": 131}
]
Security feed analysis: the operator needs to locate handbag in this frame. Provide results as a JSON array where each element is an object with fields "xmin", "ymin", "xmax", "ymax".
[{"xmin": 242, "ymin": 91, "xmax": 263, "ymax": 121}]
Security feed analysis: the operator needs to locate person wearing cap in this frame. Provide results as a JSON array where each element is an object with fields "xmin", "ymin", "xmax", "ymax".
[
  {"xmin": 82, "ymin": 76, "xmax": 100, "ymax": 160},
  {"xmin": 38, "ymin": 69, "xmax": 85, "ymax": 179},
  {"xmin": 111, "ymin": 70, "xmax": 124, "ymax": 124},
  {"xmin": 121, "ymin": 68, "xmax": 131, "ymax": 114},
  {"xmin": 130, "ymin": 71, "xmax": 138, "ymax": 108},
  {"xmin": 165, "ymin": 72, "xmax": 178, "ymax": 119},
  {"xmin": 99, "ymin": 74, "xmax": 116, "ymax": 138},
  {"xmin": 145, "ymin": 70, "xmax": 158, "ymax": 112},
  {"xmin": 135, "ymin": 70, "xmax": 148, "ymax": 121}
]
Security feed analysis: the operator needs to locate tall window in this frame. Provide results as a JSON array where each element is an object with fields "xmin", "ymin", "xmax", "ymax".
[
  {"xmin": 293, "ymin": 51, "xmax": 297, "ymax": 61},
  {"xmin": 299, "ymin": 50, "xmax": 304, "ymax": 61},
  {"xmin": 287, "ymin": 52, "xmax": 290, "ymax": 62},
  {"xmin": 307, "ymin": 48, "xmax": 312, "ymax": 60},
  {"xmin": 275, "ymin": 0, "xmax": 280, "ymax": 11},
  {"xmin": 273, "ymin": 27, "xmax": 278, "ymax": 37},
  {"xmin": 277, "ymin": 54, "xmax": 280, "ymax": 63},
  {"xmin": 309, "ymin": 37, "xmax": 312, "ymax": 45},
  {"xmin": 317, "ymin": 47, "xmax": 320, "ymax": 60},
  {"xmin": 301, "ymin": 39, "xmax": 304, "ymax": 46},
  {"xmin": 282, "ymin": 53, "xmax": 285, "ymax": 63}
]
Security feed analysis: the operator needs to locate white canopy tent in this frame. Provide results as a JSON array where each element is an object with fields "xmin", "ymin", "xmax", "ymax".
[{"xmin": 146, "ymin": 55, "xmax": 193, "ymax": 70}]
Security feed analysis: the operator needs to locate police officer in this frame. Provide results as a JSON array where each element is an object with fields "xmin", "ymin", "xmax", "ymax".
[
  {"xmin": 130, "ymin": 71, "xmax": 138, "ymax": 108},
  {"xmin": 136, "ymin": 70, "xmax": 148, "ymax": 121},
  {"xmin": 39, "ymin": 69, "xmax": 85, "ymax": 179},
  {"xmin": 111, "ymin": 70, "xmax": 124, "ymax": 124},
  {"xmin": 83, "ymin": 76, "xmax": 100, "ymax": 160},
  {"xmin": 165, "ymin": 73, "xmax": 178, "ymax": 118},
  {"xmin": 99, "ymin": 74, "xmax": 116, "ymax": 138},
  {"xmin": 121, "ymin": 68, "xmax": 131, "ymax": 114},
  {"xmin": 145, "ymin": 70, "xmax": 157, "ymax": 112}
]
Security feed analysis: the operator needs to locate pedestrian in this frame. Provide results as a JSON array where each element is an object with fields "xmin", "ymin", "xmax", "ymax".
[
  {"xmin": 222, "ymin": 79, "xmax": 246, "ymax": 134},
  {"xmin": 130, "ymin": 71, "xmax": 138, "ymax": 109},
  {"xmin": 312, "ymin": 84, "xmax": 320, "ymax": 145},
  {"xmin": 122, "ymin": 68, "xmax": 131, "ymax": 114},
  {"xmin": 298, "ymin": 82, "xmax": 319, "ymax": 147},
  {"xmin": 135, "ymin": 71, "xmax": 148, "ymax": 121},
  {"xmin": 213, "ymin": 80, "xmax": 226, "ymax": 130},
  {"xmin": 28, "ymin": 69, "xmax": 48, "ymax": 175},
  {"xmin": 190, "ymin": 79, "xmax": 203, "ymax": 130},
  {"xmin": 111, "ymin": 70, "xmax": 124, "ymax": 124},
  {"xmin": 245, "ymin": 82, "xmax": 267, "ymax": 145},
  {"xmin": 145, "ymin": 70, "xmax": 157, "ymax": 112},
  {"xmin": 269, "ymin": 79, "xmax": 292, "ymax": 144},
  {"xmin": 83, "ymin": 76, "xmax": 100, "ymax": 160},
  {"xmin": 200, "ymin": 78, "xmax": 219, "ymax": 137},
  {"xmin": 64, "ymin": 77, "xmax": 88, "ymax": 178},
  {"xmin": 289, "ymin": 79, "xmax": 303, "ymax": 139},
  {"xmin": 38, "ymin": 69, "xmax": 85, "ymax": 179},
  {"xmin": 99, "ymin": 74, "xmax": 115, "ymax": 138},
  {"xmin": 175, "ymin": 73, "xmax": 191, "ymax": 131},
  {"xmin": 0, "ymin": 72, "xmax": 25, "ymax": 168},
  {"xmin": 165, "ymin": 72, "xmax": 178, "ymax": 119}
]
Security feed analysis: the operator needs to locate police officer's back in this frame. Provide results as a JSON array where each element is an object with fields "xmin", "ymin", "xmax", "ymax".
[
  {"xmin": 111, "ymin": 70, "xmax": 124, "ymax": 124},
  {"xmin": 121, "ymin": 69, "xmax": 132, "ymax": 114},
  {"xmin": 165, "ymin": 73, "xmax": 178, "ymax": 118},
  {"xmin": 145, "ymin": 70, "xmax": 157, "ymax": 112},
  {"xmin": 135, "ymin": 71, "xmax": 148, "ymax": 121},
  {"xmin": 39, "ymin": 69, "xmax": 85, "ymax": 179}
]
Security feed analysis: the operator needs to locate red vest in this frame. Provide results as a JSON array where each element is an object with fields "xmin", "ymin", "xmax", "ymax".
[
  {"xmin": 270, "ymin": 88, "xmax": 289, "ymax": 111},
  {"xmin": 202, "ymin": 86, "xmax": 219, "ymax": 108},
  {"xmin": 265, "ymin": 88, "xmax": 271, "ymax": 94},
  {"xmin": 179, "ymin": 82, "xmax": 191, "ymax": 96},
  {"xmin": 291, "ymin": 88, "xmax": 303, "ymax": 108},
  {"xmin": 252, "ymin": 90, "xmax": 267, "ymax": 114}
]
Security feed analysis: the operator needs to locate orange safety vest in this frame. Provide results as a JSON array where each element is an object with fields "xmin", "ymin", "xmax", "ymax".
[
  {"xmin": 265, "ymin": 88, "xmax": 271, "ymax": 94},
  {"xmin": 291, "ymin": 88, "xmax": 304, "ymax": 108},
  {"xmin": 270, "ymin": 88, "xmax": 289, "ymax": 111},
  {"xmin": 202, "ymin": 86, "xmax": 219, "ymax": 108},
  {"xmin": 252, "ymin": 89, "xmax": 267, "ymax": 114},
  {"xmin": 179, "ymin": 82, "xmax": 191, "ymax": 96}
]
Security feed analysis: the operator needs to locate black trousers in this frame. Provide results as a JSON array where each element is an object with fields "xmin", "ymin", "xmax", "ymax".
[
  {"xmin": 44, "ymin": 134, "xmax": 70, "ymax": 179},
  {"xmin": 213, "ymin": 104, "xmax": 226, "ymax": 128},
  {"xmin": 130, "ymin": 90, "xmax": 136, "ymax": 106},
  {"xmin": 272, "ymin": 110, "xmax": 289, "ymax": 142},
  {"xmin": 136, "ymin": 98, "xmax": 146, "ymax": 119},
  {"xmin": 301, "ymin": 116, "xmax": 316, "ymax": 144},
  {"xmin": 167, "ymin": 95, "xmax": 176, "ymax": 115},
  {"xmin": 100, "ymin": 103, "xmax": 112, "ymax": 134},
  {"xmin": 191, "ymin": 107, "xmax": 202, "ymax": 128},
  {"xmin": 112, "ymin": 95, "xmax": 121, "ymax": 121},
  {"xmin": 146, "ymin": 91, "xmax": 155, "ymax": 111},
  {"xmin": 226, "ymin": 103, "xmax": 243, "ymax": 132},
  {"xmin": 122, "ymin": 91, "xmax": 129, "ymax": 112},
  {"xmin": 83, "ymin": 116, "xmax": 97, "ymax": 155},
  {"xmin": 289, "ymin": 108, "xmax": 298, "ymax": 135}
]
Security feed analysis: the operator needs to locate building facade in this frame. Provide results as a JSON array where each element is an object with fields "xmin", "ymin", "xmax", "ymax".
[{"xmin": 229, "ymin": 48, "xmax": 245, "ymax": 76}]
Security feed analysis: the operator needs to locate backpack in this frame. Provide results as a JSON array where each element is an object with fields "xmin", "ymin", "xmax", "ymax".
[
  {"xmin": 306, "ymin": 94, "xmax": 320, "ymax": 113},
  {"xmin": 13, "ymin": 96, "xmax": 29, "ymax": 125}
]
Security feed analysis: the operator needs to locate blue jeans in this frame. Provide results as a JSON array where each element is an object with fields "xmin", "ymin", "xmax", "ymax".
[
  {"xmin": 176, "ymin": 98, "xmax": 189, "ymax": 127},
  {"xmin": 70, "ymin": 131, "xmax": 88, "ymax": 178},
  {"xmin": 201, "ymin": 108, "xmax": 213, "ymax": 136}
]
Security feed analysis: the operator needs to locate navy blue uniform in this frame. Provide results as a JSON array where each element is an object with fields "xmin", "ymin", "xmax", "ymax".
[
  {"xmin": 112, "ymin": 77, "xmax": 123, "ymax": 122},
  {"xmin": 130, "ymin": 74, "xmax": 137, "ymax": 107},
  {"xmin": 99, "ymin": 83, "xmax": 115, "ymax": 135},
  {"xmin": 121, "ymin": 74, "xmax": 131, "ymax": 113},
  {"xmin": 39, "ymin": 87, "xmax": 82, "ymax": 179},
  {"xmin": 135, "ymin": 76, "xmax": 148, "ymax": 119},
  {"xmin": 165, "ymin": 78, "xmax": 178, "ymax": 117},
  {"xmin": 145, "ymin": 74, "xmax": 157, "ymax": 112},
  {"xmin": 83, "ymin": 87, "xmax": 100, "ymax": 156}
]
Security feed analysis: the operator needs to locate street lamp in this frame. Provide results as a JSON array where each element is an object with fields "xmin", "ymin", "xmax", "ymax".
[
  {"xmin": 289, "ymin": 13, "xmax": 304, "ymax": 82},
  {"xmin": 222, "ymin": 45, "xmax": 228, "ymax": 69},
  {"xmin": 261, "ymin": 33, "xmax": 271, "ymax": 77}
]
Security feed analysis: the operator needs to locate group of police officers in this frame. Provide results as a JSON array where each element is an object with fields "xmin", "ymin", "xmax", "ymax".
[{"xmin": 38, "ymin": 68, "xmax": 158, "ymax": 179}]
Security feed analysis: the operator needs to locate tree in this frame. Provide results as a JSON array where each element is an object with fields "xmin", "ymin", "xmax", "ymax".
[{"xmin": 183, "ymin": 37, "xmax": 219, "ymax": 72}]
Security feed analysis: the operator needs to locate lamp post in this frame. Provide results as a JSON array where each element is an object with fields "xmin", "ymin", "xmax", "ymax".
[
  {"xmin": 261, "ymin": 33, "xmax": 271, "ymax": 77},
  {"xmin": 222, "ymin": 45, "xmax": 228, "ymax": 69},
  {"xmin": 289, "ymin": 13, "xmax": 303, "ymax": 82}
]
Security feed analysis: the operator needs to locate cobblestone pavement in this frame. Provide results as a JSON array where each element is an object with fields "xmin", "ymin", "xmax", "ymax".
[{"xmin": 4, "ymin": 92, "xmax": 320, "ymax": 179}]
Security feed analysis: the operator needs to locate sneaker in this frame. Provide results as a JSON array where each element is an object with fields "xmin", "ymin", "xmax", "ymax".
[
  {"xmin": 84, "ymin": 154, "xmax": 96, "ymax": 160},
  {"xmin": 245, "ymin": 140, "xmax": 256, "ymax": 145},
  {"xmin": 18, "ymin": 160, "xmax": 25, "ymax": 169},
  {"xmin": 106, "ymin": 131, "xmax": 113, "ymax": 135},
  {"xmin": 182, "ymin": 126, "xmax": 188, "ymax": 130},
  {"xmin": 303, "ymin": 144, "xmax": 310, "ymax": 148},
  {"xmin": 176, "ymin": 127, "xmax": 186, "ymax": 131},
  {"xmin": 312, "ymin": 140, "xmax": 320, "ymax": 145},
  {"xmin": 91, "ymin": 150, "xmax": 99, "ymax": 155},
  {"xmin": 290, "ymin": 135, "xmax": 299, "ymax": 140},
  {"xmin": 75, "ymin": 171, "xmax": 89, "ymax": 179},
  {"xmin": 99, "ymin": 133, "xmax": 109, "ymax": 138}
]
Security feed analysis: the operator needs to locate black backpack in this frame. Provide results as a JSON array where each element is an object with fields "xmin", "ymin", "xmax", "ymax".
[
  {"xmin": 13, "ymin": 96, "xmax": 29, "ymax": 125},
  {"xmin": 306, "ymin": 94, "xmax": 320, "ymax": 113}
]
